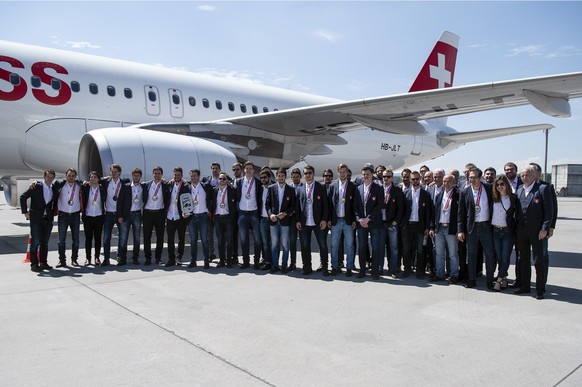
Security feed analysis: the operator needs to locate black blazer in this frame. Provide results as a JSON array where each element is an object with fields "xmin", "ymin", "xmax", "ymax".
[
  {"xmin": 431, "ymin": 187, "xmax": 459, "ymax": 234},
  {"xmin": 491, "ymin": 193, "xmax": 518, "ymax": 231},
  {"xmin": 540, "ymin": 179, "xmax": 558, "ymax": 229},
  {"xmin": 327, "ymin": 179, "xmax": 358, "ymax": 226},
  {"xmin": 211, "ymin": 185, "xmax": 237, "ymax": 215},
  {"xmin": 516, "ymin": 182, "xmax": 554, "ymax": 239},
  {"xmin": 295, "ymin": 180, "xmax": 328, "ymax": 226},
  {"xmin": 355, "ymin": 182, "xmax": 384, "ymax": 229},
  {"xmin": 20, "ymin": 182, "xmax": 55, "ymax": 223},
  {"xmin": 457, "ymin": 183, "xmax": 494, "ymax": 234},
  {"xmin": 383, "ymin": 183, "xmax": 405, "ymax": 226},
  {"xmin": 81, "ymin": 184, "xmax": 107, "ymax": 221},
  {"xmin": 402, "ymin": 187, "xmax": 432, "ymax": 231},
  {"xmin": 266, "ymin": 183, "xmax": 296, "ymax": 226},
  {"xmin": 236, "ymin": 176, "xmax": 262, "ymax": 212}
]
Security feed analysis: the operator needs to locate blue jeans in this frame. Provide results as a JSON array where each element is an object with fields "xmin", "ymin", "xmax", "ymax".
[
  {"xmin": 214, "ymin": 215, "xmax": 233, "ymax": 263},
  {"xmin": 188, "ymin": 214, "xmax": 209, "ymax": 261},
  {"xmin": 58, "ymin": 211, "xmax": 80, "ymax": 261},
  {"xmin": 103, "ymin": 212, "xmax": 129, "ymax": 260},
  {"xmin": 466, "ymin": 222, "xmax": 495, "ymax": 283},
  {"xmin": 30, "ymin": 218, "xmax": 53, "ymax": 265},
  {"xmin": 238, "ymin": 210, "xmax": 261, "ymax": 264},
  {"xmin": 331, "ymin": 219, "xmax": 355, "ymax": 269},
  {"xmin": 270, "ymin": 222, "xmax": 290, "ymax": 267},
  {"xmin": 260, "ymin": 217, "xmax": 272, "ymax": 263},
  {"xmin": 492, "ymin": 226, "xmax": 514, "ymax": 278},
  {"xmin": 128, "ymin": 211, "xmax": 142, "ymax": 259},
  {"xmin": 384, "ymin": 222, "xmax": 399, "ymax": 274},
  {"xmin": 357, "ymin": 226, "xmax": 385, "ymax": 275},
  {"xmin": 434, "ymin": 225, "xmax": 459, "ymax": 278}
]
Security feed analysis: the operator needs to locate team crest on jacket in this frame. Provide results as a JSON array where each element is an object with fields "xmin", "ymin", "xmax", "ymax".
[
  {"xmin": 317, "ymin": 195, "xmax": 321, "ymax": 200},
  {"xmin": 372, "ymin": 196, "xmax": 376, "ymax": 201},
  {"xmin": 534, "ymin": 198, "xmax": 540, "ymax": 204},
  {"xmin": 286, "ymin": 196, "xmax": 290, "ymax": 201}
]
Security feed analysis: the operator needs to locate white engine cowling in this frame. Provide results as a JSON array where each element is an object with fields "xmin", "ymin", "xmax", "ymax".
[{"xmin": 79, "ymin": 128, "xmax": 237, "ymax": 179}]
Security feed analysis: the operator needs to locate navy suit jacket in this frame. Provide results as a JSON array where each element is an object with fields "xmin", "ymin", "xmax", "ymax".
[
  {"xmin": 457, "ymin": 182, "xmax": 494, "ymax": 235},
  {"xmin": 382, "ymin": 183, "xmax": 405, "ymax": 225},
  {"xmin": 211, "ymin": 185, "xmax": 237, "ymax": 215},
  {"xmin": 266, "ymin": 183, "xmax": 296, "ymax": 226},
  {"xmin": 327, "ymin": 179, "xmax": 358, "ymax": 225},
  {"xmin": 355, "ymin": 182, "xmax": 384, "ymax": 229},
  {"xmin": 236, "ymin": 176, "xmax": 262, "ymax": 212},
  {"xmin": 20, "ymin": 182, "xmax": 55, "ymax": 223},
  {"xmin": 516, "ymin": 182, "xmax": 554, "ymax": 239},
  {"xmin": 295, "ymin": 180, "xmax": 328, "ymax": 226},
  {"xmin": 431, "ymin": 187, "xmax": 459, "ymax": 234},
  {"xmin": 402, "ymin": 187, "xmax": 432, "ymax": 231}
]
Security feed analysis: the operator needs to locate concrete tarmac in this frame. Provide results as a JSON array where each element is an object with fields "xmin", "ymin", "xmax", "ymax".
[{"xmin": 1, "ymin": 194, "xmax": 581, "ymax": 386}]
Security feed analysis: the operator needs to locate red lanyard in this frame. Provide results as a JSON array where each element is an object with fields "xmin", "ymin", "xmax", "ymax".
[
  {"xmin": 474, "ymin": 184, "xmax": 483, "ymax": 207},
  {"xmin": 245, "ymin": 178, "xmax": 254, "ymax": 198},
  {"xmin": 443, "ymin": 190, "xmax": 453, "ymax": 209},
  {"xmin": 68, "ymin": 183, "xmax": 77, "ymax": 203},
  {"xmin": 384, "ymin": 184, "xmax": 392, "ymax": 204},
  {"xmin": 307, "ymin": 183, "xmax": 313, "ymax": 201},
  {"xmin": 152, "ymin": 181, "xmax": 161, "ymax": 198},
  {"xmin": 340, "ymin": 181, "xmax": 347, "ymax": 201},
  {"xmin": 191, "ymin": 184, "xmax": 198, "ymax": 202},
  {"xmin": 220, "ymin": 187, "xmax": 227, "ymax": 206},
  {"xmin": 91, "ymin": 186, "xmax": 99, "ymax": 204},
  {"xmin": 113, "ymin": 179, "xmax": 121, "ymax": 198},
  {"xmin": 364, "ymin": 184, "xmax": 371, "ymax": 204}
]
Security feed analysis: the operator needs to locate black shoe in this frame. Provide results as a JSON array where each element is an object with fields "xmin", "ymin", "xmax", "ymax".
[
  {"xmin": 536, "ymin": 291, "xmax": 545, "ymax": 300},
  {"xmin": 71, "ymin": 260, "xmax": 80, "ymax": 267},
  {"xmin": 514, "ymin": 288, "xmax": 531, "ymax": 295},
  {"xmin": 322, "ymin": 269, "xmax": 329, "ymax": 277},
  {"xmin": 144, "ymin": 259, "xmax": 151, "ymax": 266},
  {"xmin": 31, "ymin": 265, "xmax": 43, "ymax": 272},
  {"xmin": 487, "ymin": 282, "xmax": 494, "ymax": 291},
  {"xmin": 261, "ymin": 264, "xmax": 272, "ymax": 271},
  {"xmin": 187, "ymin": 261, "xmax": 197, "ymax": 268},
  {"xmin": 345, "ymin": 269, "xmax": 353, "ymax": 277},
  {"xmin": 357, "ymin": 271, "xmax": 366, "ymax": 279},
  {"xmin": 210, "ymin": 254, "xmax": 217, "ymax": 262},
  {"xmin": 155, "ymin": 258, "xmax": 161, "ymax": 264},
  {"xmin": 240, "ymin": 262, "xmax": 250, "ymax": 269},
  {"xmin": 217, "ymin": 261, "xmax": 225, "ymax": 268},
  {"xmin": 204, "ymin": 260, "xmax": 210, "ymax": 269},
  {"xmin": 400, "ymin": 271, "xmax": 410, "ymax": 279},
  {"xmin": 465, "ymin": 280, "xmax": 476, "ymax": 288},
  {"xmin": 330, "ymin": 268, "xmax": 338, "ymax": 276},
  {"xmin": 372, "ymin": 273, "xmax": 380, "ymax": 280},
  {"xmin": 281, "ymin": 267, "xmax": 287, "ymax": 274},
  {"xmin": 316, "ymin": 265, "xmax": 323, "ymax": 272},
  {"xmin": 449, "ymin": 276, "xmax": 459, "ymax": 284},
  {"xmin": 117, "ymin": 259, "xmax": 127, "ymax": 266},
  {"xmin": 303, "ymin": 268, "xmax": 313, "ymax": 275},
  {"xmin": 176, "ymin": 257, "xmax": 182, "ymax": 265},
  {"xmin": 287, "ymin": 264, "xmax": 296, "ymax": 272},
  {"xmin": 509, "ymin": 280, "xmax": 521, "ymax": 289},
  {"xmin": 132, "ymin": 258, "xmax": 139, "ymax": 265},
  {"xmin": 101, "ymin": 259, "xmax": 110, "ymax": 267},
  {"xmin": 56, "ymin": 261, "xmax": 67, "ymax": 268},
  {"xmin": 164, "ymin": 260, "xmax": 175, "ymax": 267},
  {"xmin": 253, "ymin": 263, "xmax": 260, "ymax": 270},
  {"xmin": 39, "ymin": 263, "xmax": 53, "ymax": 270},
  {"xmin": 269, "ymin": 266, "xmax": 280, "ymax": 274},
  {"xmin": 430, "ymin": 276, "xmax": 445, "ymax": 283}
]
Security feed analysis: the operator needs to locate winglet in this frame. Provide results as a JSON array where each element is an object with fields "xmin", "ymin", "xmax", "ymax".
[{"xmin": 409, "ymin": 31, "xmax": 459, "ymax": 93}]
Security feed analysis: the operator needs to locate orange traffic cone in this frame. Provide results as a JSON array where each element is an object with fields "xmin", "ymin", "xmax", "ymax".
[{"xmin": 23, "ymin": 233, "xmax": 38, "ymax": 263}]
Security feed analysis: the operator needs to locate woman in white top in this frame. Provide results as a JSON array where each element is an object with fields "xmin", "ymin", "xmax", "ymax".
[{"xmin": 491, "ymin": 175, "xmax": 518, "ymax": 291}]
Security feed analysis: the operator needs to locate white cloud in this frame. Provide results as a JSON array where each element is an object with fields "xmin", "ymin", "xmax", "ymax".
[
  {"xmin": 197, "ymin": 5, "xmax": 216, "ymax": 12},
  {"xmin": 314, "ymin": 29, "xmax": 340, "ymax": 43},
  {"xmin": 546, "ymin": 45, "xmax": 582, "ymax": 59},
  {"xmin": 64, "ymin": 41, "xmax": 101, "ymax": 49},
  {"xmin": 507, "ymin": 44, "xmax": 544, "ymax": 57}
]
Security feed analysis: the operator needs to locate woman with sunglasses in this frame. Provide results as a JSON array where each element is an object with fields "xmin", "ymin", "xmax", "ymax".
[{"xmin": 491, "ymin": 175, "xmax": 518, "ymax": 291}]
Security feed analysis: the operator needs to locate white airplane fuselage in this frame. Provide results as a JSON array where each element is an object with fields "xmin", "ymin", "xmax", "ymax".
[{"xmin": 0, "ymin": 41, "xmax": 460, "ymax": 204}]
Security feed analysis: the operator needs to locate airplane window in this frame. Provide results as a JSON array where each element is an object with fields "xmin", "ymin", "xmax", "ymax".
[
  {"xmin": 51, "ymin": 78, "xmax": 61, "ymax": 90},
  {"xmin": 216, "ymin": 100, "xmax": 223, "ymax": 110},
  {"xmin": 107, "ymin": 86, "xmax": 116, "ymax": 97},
  {"xmin": 274, "ymin": 108, "xmax": 279, "ymax": 111},
  {"xmin": 89, "ymin": 83, "xmax": 99, "ymax": 95},
  {"xmin": 228, "ymin": 102, "xmax": 235, "ymax": 111},
  {"xmin": 31, "ymin": 76, "xmax": 41, "ymax": 88},
  {"xmin": 71, "ymin": 81, "xmax": 80, "ymax": 92},
  {"xmin": 124, "ymin": 88, "xmax": 132, "ymax": 99},
  {"xmin": 9, "ymin": 73, "xmax": 20, "ymax": 85},
  {"xmin": 148, "ymin": 91, "xmax": 156, "ymax": 102},
  {"xmin": 189, "ymin": 97, "xmax": 196, "ymax": 107},
  {"xmin": 172, "ymin": 94, "xmax": 180, "ymax": 105},
  {"xmin": 240, "ymin": 104, "xmax": 247, "ymax": 113},
  {"xmin": 252, "ymin": 105, "xmax": 258, "ymax": 114},
  {"xmin": 263, "ymin": 107, "xmax": 269, "ymax": 113},
  {"xmin": 202, "ymin": 98, "xmax": 209, "ymax": 108}
]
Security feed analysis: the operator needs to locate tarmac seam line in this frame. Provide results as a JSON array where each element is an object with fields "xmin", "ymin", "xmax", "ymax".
[
  {"xmin": 553, "ymin": 362, "xmax": 582, "ymax": 386},
  {"xmin": 69, "ymin": 276, "xmax": 277, "ymax": 387}
]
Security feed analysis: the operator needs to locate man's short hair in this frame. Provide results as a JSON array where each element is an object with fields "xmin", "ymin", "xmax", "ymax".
[
  {"xmin": 110, "ymin": 163, "xmax": 122, "ymax": 173},
  {"xmin": 291, "ymin": 168, "xmax": 302, "ymax": 176},
  {"xmin": 469, "ymin": 167, "xmax": 483, "ymax": 178},
  {"xmin": 244, "ymin": 160, "xmax": 254, "ymax": 168},
  {"xmin": 65, "ymin": 167, "xmax": 77, "ymax": 176},
  {"xmin": 337, "ymin": 163, "xmax": 348, "ymax": 172},
  {"xmin": 211, "ymin": 162, "xmax": 221, "ymax": 169},
  {"xmin": 153, "ymin": 166, "xmax": 163, "ymax": 174},
  {"xmin": 361, "ymin": 165, "xmax": 374, "ymax": 174},
  {"xmin": 303, "ymin": 165, "xmax": 315, "ymax": 174},
  {"xmin": 189, "ymin": 169, "xmax": 201, "ymax": 176},
  {"xmin": 277, "ymin": 168, "xmax": 287, "ymax": 176},
  {"xmin": 44, "ymin": 169, "xmax": 56, "ymax": 177},
  {"xmin": 402, "ymin": 168, "xmax": 411, "ymax": 175},
  {"xmin": 504, "ymin": 162, "xmax": 517, "ymax": 171},
  {"xmin": 132, "ymin": 168, "xmax": 143, "ymax": 176},
  {"xmin": 484, "ymin": 167, "xmax": 496, "ymax": 175},
  {"xmin": 173, "ymin": 167, "xmax": 183, "ymax": 174}
]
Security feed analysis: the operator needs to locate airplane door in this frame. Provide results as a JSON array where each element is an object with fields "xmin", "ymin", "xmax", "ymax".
[
  {"xmin": 145, "ymin": 85, "xmax": 160, "ymax": 116},
  {"xmin": 169, "ymin": 88, "xmax": 184, "ymax": 118},
  {"xmin": 411, "ymin": 136, "xmax": 423, "ymax": 156}
]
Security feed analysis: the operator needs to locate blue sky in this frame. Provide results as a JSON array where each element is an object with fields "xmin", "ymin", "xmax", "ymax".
[{"xmin": 2, "ymin": 1, "xmax": 582, "ymax": 175}]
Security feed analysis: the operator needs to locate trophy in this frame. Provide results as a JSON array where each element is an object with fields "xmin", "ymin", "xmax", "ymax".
[{"xmin": 180, "ymin": 193, "xmax": 194, "ymax": 216}]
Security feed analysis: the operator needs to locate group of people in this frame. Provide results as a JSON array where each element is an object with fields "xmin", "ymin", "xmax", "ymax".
[{"xmin": 20, "ymin": 160, "xmax": 556, "ymax": 299}]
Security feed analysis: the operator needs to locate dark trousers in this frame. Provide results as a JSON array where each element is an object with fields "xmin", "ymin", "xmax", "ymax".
[
  {"xmin": 357, "ymin": 226, "xmax": 385, "ymax": 276},
  {"xmin": 166, "ymin": 217, "xmax": 187, "ymax": 261},
  {"xmin": 289, "ymin": 218, "xmax": 299, "ymax": 265},
  {"xmin": 143, "ymin": 209, "xmax": 165, "ymax": 261},
  {"xmin": 516, "ymin": 227, "xmax": 548, "ymax": 293},
  {"xmin": 29, "ymin": 218, "xmax": 53, "ymax": 266},
  {"xmin": 83, "ymin": 215, "xmax": 104, "ymax": 260},
  {"xmin": 215, "ymin": 215, "xmax": 233, "ymax": 263},
  {"xmin": 299, "ymin": 225, "xmax": 328, "ymax": 271},
  {"xmin": 466, "ymin": 222, "xmax": 496, "ymax": 283},
  {"xmin": 401, "ymin": 222, "xmax": 425, "ymax": 274},
  {"xmin": 127, "ymin": 211, "xmax": 142, "ymax": 260}
]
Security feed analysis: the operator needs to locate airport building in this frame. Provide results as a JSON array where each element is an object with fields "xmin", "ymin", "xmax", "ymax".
[{"xmin": 552, "ymin": 163, "xmax": 582, "ymax": 196}]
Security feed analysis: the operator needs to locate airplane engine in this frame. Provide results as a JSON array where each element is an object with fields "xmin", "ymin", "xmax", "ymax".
[{"xmin": 78, "ymin": 128, "xmax": 237, "ymax": 180}]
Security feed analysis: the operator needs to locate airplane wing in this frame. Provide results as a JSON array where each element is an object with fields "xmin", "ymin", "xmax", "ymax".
[
  {"xmin": 437, "ymin": 123, "xmax": 553, "ymax": 145},
  {"xmin": 218, "ymin": 71, "xmax": 582, "ymax": 136}
]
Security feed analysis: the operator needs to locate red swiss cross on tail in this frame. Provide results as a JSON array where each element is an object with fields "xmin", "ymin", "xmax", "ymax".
[{"xmin": 408, "ymin": 31, "xmax": 459, "ymax": 93}]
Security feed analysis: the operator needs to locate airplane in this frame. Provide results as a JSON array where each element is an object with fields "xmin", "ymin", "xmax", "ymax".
[{"xmin": 2, "ymin": 31, "xmax": 582, "ymax": 207}]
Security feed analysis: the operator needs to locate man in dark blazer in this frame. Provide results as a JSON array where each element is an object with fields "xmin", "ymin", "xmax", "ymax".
[
  {"xmin": 457, "ymin": 167, "xmax": 496, "ymax": 289},
  {"xmin": 236, "ymin": 160, "xmax": 263, "ymax": 269},
  {"xmin": 164, "ymin": 167, "xmax": 191, "ymax": 266},
  {"xmin": 295, "ymin": 165, "xmax": 329, "ymax": 275},
  {"xmin": 81, "ymin": 171, "xmax": 107, "ymax": 266},
  {"xmin": 142, "ymin": 166, "xmax": 170, "ymax": 265},
  {"xmin": 429, "ymin": 174, "xmax": 460, "ymax": 283},
  {"xmin": 20, "ymin": 169, "xmax": 56, "ymax": 272},
  {"xmin": 328, "ymin": 163, "xmax": 358, "ymax": 276},
  {"xmin": 53, "ymin": 167, "xmax": 84, "ymax": 267},
  {"xmin": 381, "ymin": 169, "xmax": 406, "ymax": 277},
  {"xmin": 211, "ymin": 172, "xmax": 237, "ymax": 268},
  {"xmin": 401, "ymin": 170, "xmax": 432, "ymax": 279},
  {"xmin": 288, "ymin": 168, "xmax": 303, "ymax": 272},
  {"xmin": 355, "ymin": 165, "xmax": 384, "ymax": 279},
  {"xmin": 514, "ymin": 166, "xmax": 554, "ymax": 300},
  {"xmin": 266, "ymin": 168, "xmax": 296, "ymax": 273}
]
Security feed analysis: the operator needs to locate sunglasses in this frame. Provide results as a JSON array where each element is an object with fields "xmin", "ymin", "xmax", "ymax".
[
  {"xmin": 411, "ymin": 178, "xmax": 420, "ymax": 181},
  {"xmin": 323, "ymin": 175, "xmax": 332, "ymax": 178},
  {"xmin": 383, "ymin": 175, "xmax": 393, "ymax": 178},
  {"xmin": 496, "ymin": 183, "xmax": 505, "ymax": 187},
  {"xmin": 219, "ymin": 177, "xmax": 227, "ymax": 180},
  {"xmin": 304, "ymin": 172, "xmax": 313, "ymax": 175}
]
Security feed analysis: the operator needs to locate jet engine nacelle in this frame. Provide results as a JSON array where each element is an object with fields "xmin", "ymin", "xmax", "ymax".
[{"xmin": 78, "ymin": 128, "xmax": 237, "ymax": 180}]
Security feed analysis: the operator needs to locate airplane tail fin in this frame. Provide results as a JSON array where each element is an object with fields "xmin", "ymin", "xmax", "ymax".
[{"xmin": 409, "ymin": 31, "xmax": 459, "ymax": 93}]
